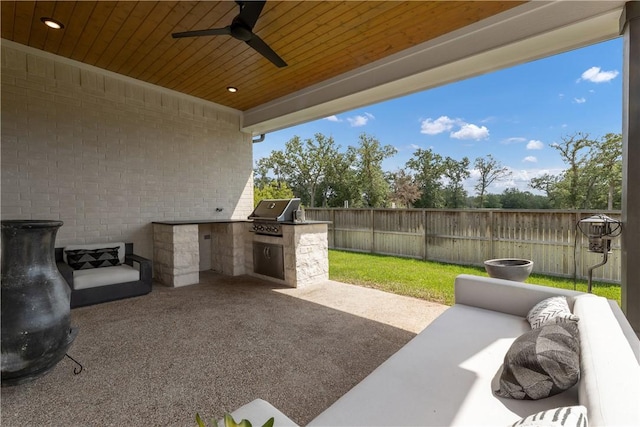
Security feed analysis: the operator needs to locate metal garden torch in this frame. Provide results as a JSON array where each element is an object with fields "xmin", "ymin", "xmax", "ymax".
[{"xmin": 578, "ymin": 214, "xmax": 622, "ymax": 293}]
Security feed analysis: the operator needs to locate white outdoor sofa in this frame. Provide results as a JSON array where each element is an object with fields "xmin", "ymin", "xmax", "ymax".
[
  {"xmin": 228, "ymin": 274, "xmax": 640, "ymax": 427},
  {"xmin": 56, "ymin": 242, "xmax": 152, "ymax": 308}
]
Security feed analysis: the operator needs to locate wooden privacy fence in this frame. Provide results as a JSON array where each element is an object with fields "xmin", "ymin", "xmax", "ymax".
[{"xmin": 306, "ymin": 208, "xmax": 622, "ymax": 283}]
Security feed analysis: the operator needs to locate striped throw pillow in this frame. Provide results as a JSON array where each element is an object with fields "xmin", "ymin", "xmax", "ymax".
[
  {"xmin": 527, "ymin": 296, "xmax": 579, "ymax": 329},
  {"xmin": 511, "ymin": 405, "xmax": 588, "ymax": 426}
]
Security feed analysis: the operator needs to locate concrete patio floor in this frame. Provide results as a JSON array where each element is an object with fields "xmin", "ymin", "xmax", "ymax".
[{"xmin": 1, "ymin": 271, "xmax": 448, "ymax": 426}]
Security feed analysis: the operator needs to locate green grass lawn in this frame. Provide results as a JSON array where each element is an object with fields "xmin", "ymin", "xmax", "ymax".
[{"xmin": 328, "ymin": 249, "xmax": 621, "ymax": 306}]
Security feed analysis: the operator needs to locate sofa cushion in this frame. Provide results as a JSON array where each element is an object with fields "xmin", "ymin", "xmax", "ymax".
[
  {"xmin": 65, "ymin": 247, "xmax": 121, "ymax": 270},
  {"xmin": 573, "ymin": 295, "xmax": 640, "ymax": 426},
  {"xmin": 494, "ymin": 321, "xmax": 580, "ymax": 400},
  {"xmin": 510, "ymin": 405, "xmax": 588, "ymax": 427},
  {"xmin": 72, "ymin": 265, "xmax": 140, "ymax": 290},
  {"xmin": 527, "ymin": 296, "xmax": 579, "ymax": 329}
]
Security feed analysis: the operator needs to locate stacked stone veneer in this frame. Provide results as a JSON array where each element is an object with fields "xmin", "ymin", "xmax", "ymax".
[
  {"xmin": 210, "ymin": 222, "xmax": 248, "ymax": 276},
  {"xmin": 154, "ymin": 221, "xmax": 327, "ymax": 288},
  {"xmin": 153, "ymin": 224, "xmax": 199, "ymax": 287},
  {"xmin": 247, "ymin": 223, "xmax": 329, "ymax": 287},
  {"xmin": 287, "ymin": 223, "xmax": 329, "ymax": 286},
  {"xmin": 1, "ymin": 41, "xmax": 254, "ymax": 260}
]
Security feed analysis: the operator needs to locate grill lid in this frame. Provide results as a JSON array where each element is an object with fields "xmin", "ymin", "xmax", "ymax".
[{"xmin": 249, "ymin": 198, "xmax": 301, "ymax": 222}]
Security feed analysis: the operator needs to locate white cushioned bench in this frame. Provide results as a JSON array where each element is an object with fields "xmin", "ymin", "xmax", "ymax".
[{"xmin": 228, "ymin": 275, "xmax": 640, "ymax": 427}]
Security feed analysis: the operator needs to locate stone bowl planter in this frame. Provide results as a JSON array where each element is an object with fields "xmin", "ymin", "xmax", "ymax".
[{"xmin": 483, "ymin": 258, "xmax": 534, "ymax": 282}]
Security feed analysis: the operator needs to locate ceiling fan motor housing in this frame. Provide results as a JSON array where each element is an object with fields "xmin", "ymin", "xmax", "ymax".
[{"xmin": 231, "ymin": 18, "xmax": 253, "ymax": 41}]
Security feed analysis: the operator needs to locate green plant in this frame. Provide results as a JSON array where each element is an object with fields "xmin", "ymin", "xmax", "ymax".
[{"xmin": 196, "ymin": 413, "xmax": 275, "ymax": 427}]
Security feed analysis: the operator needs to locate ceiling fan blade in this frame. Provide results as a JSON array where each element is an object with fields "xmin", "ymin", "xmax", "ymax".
[
  {"xmin": 172, "ymin": 27, "xmax": 231, "ymax": 39},
  {"xmin": 236, "ymin": 1, "xmax": 266, "ymax": 29},
  {"xmin": 246, "ymin": 34, "xmax": 287, "ymax": 68}
]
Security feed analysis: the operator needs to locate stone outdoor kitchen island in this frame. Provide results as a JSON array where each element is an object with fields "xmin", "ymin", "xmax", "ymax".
[{"xmin": 152, "ymin": 220, "xmax": 329, "ymax": 288}]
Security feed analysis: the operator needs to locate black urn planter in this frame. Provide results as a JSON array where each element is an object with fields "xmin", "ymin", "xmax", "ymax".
[{"xmin": 1, "ymin": 220, "xmax": 78, "ymax": 386}]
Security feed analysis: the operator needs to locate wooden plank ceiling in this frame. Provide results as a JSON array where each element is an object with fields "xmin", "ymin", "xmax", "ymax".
[{"xmin": 1, "ymin": 1, "xmax": 523, "ymax": 111}]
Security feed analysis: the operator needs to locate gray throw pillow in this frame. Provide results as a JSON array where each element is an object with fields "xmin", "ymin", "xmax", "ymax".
[{"xmin": 494, "ymin": 321, "xmax": 580, "ymax": 400}]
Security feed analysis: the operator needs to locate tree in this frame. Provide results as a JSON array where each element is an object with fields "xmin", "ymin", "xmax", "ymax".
[
  {"xmin": 500, "ymin": 188, "xmax": 551, "ymax": 209},
  {"xmin": 321, "ymin": 149, "xmax": 359, "ymax": 207},
  {"xmin": 473, "ymin": 155, "xmax": 511, "ymax": 207},
  {"xmin": 549, "ymin": 132, "xmax": 593, "ymax": 209},
  {"xmin": 254, "ymin": 150, "xmax": 287, "ymax": 188},
  {"xmin": 405, "ymin": 148, "xmax": 445, "ymax": 208},
  {"xmin": 253, "ymin": 181, "xmax": 295, "ymax": 206},
  {"xmin": 585, "ymin": 133, "xmax": 622, "ymax": 210},
  {"xmin": 482, "ymin": 193, "xmax": 503, "ymax": 208},
  {"xmin": 254, "ymin": 133, "xmax": 341, "ymax": 207},
  {"xmin": 530, "ymin": 173, "xmax": 562, "ymax": 207},
  {"xmin": 442, "ymin": 156, "xmax": 470, "ymax": 208},
  {"xmin": 351, "ymin": 133, "xmax": 397, "ymax": 207},
  {"xmin": 528, "ymin": 132, "xmax": 622, "ymax": 210},
  {"xmin": 389, "ymin": 169, "xmax": 422, "ymax": 208}
]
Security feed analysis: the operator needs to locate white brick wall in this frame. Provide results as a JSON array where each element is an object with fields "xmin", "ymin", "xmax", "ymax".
[{"xmin": 1, "ymin": 41, "xmax": 254, "ymax": 259}]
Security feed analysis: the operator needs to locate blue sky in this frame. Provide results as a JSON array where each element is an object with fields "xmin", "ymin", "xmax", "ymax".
[{"xmin": 253, "ymin": 38, "xmax": 623, "ymax": 194}]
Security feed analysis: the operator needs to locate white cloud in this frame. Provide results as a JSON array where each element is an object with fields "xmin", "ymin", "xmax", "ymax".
[
  {"xmin": 347, "ymin": 112, "xmax": 374, "ymax": 127},
  {"xmin": 410, "ymin": 144, "xmax": 420, "ymax": 150},
  {"xmin": 523, "ymin": 156, "xmax": 537, "ymax": 163},
  {"xmin": 420, "ymin": 116, "xmax": 457, "ymax": 135},
  {"xmin": 451, "ymin": 123, "xmax": 489, "ymax": 140},
  {"xmin": 325, "ymin": 115, "xmax": 342, "ymax": 122},
  {"xmin": 579, "ymin": 66, "xmax": 619, "ymax": 83},
  {"xmin": 574, "ymin": 97, "xmax": 586, "ymax": 104},
  {"xmin": 526, "ymin": 140, "xmax": 544, "ymax": 150},
  {"xmin": 468, "ymin": 168, "xmax": 481, "ymax": 180},
  {"xmin": 420, "ymin": 115, "xmax": 489, "ymax": 140},
  {"xmin": 502, "ymin": 137, "xmax": 526, "ymax": 144}
]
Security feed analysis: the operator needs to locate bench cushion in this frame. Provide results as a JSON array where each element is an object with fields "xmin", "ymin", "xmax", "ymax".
[
  {"xmin": 73, "ymin": 265, "xmax": 140, "ymax": 290},
  {"xmin": 309, "ymin": 305, "xmax": 578, "ymax": 426}
]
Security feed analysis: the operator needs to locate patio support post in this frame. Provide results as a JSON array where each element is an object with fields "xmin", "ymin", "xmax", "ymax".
[{"xmin": 620, "ymin": 1, "xmax": 640, "ymax": 332}]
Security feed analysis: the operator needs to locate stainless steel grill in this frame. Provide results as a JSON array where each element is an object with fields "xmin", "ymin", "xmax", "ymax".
[{"xmin": 248, "ymin": 198, "xmax": 301, "ymax": 236}]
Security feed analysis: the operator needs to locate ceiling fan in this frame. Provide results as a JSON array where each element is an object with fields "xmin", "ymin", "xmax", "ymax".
[{"xmin": 172, "ymin": 0, "xmax": 287, "ymax": 68}]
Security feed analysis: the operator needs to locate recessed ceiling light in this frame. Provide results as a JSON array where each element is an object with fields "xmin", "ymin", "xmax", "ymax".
[
  {"xmin": 227, "ymin": 86, "xmax": 238, "ymax": 93},
  {"xmin": 40, "ymin": 17, "xmax": 64, "ymax": 30}
]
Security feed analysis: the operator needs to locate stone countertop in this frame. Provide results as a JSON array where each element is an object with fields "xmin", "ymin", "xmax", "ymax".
[
  {"xmin": 152, "ymin": 219, "xmax": 251, "ymax": 225},
  {"xmin": 278, "ymin": 220, "xmax": 332, "ymax": 225},
  {"xmin": 152, "ymin": 219, "xmax": 331, "ymax": 226}
]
